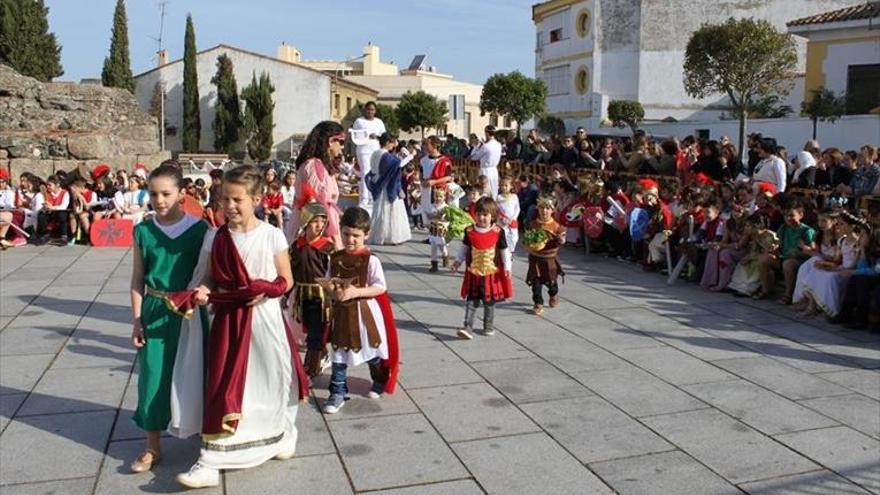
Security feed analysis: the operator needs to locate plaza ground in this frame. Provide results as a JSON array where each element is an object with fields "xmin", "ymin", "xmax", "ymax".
[{"xmin": 0, "ymin": 234, "xmax": 878, "ymax": 494}]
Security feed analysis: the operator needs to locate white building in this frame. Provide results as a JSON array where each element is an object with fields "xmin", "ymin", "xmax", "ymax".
[
  {"xmin": 531, "ymin": 0, "xmax": 868, "ymax": 131},
  {"xmin": 134, "ymin": 44, "xmax": 376, "ymax": 158}
]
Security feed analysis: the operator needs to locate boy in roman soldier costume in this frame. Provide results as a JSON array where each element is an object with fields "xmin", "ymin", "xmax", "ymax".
[
  {"xmin": 425, "ymin": 185, "xmax": 451, "ymax": 272},
  {"xmin": 525, "ymin": 195, "xmax": 567, "ymax": 316},
  {"xmin": 289, "ymin": 202, "xmax": 336, "ymax": 378},
  {"xmin": 322, "ymin": 207, "xmax": 400, "ymax": 414},
  {"xmin": 451, "ymin": 197, "xmax": 513, "ymax": 340}
]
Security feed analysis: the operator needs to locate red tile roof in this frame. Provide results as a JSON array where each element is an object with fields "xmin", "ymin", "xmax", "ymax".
[{"xmin": 787, "ymin": 2, "xmax": 880, "ymax": 27}]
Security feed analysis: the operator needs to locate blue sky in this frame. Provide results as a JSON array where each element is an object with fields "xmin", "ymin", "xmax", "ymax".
[{"xmin": 47, "ymin": 0, "xmax": 537, "ymax": 83}]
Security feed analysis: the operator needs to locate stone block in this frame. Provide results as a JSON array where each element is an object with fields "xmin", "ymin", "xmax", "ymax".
[
  {"xmin": 572, "ymin": 366, "xmax": 707, "ymax": 417},
  {"xmin": 0, "ymin": 325, "xmax": 73, "ymax": 356},
  {"xmin": 0, "ymin": 354, "xmax": 54, "ymax": 394},
  {"xmin": 473, "ymin": 357, "xmax": 592, "ymax": 404},
  {"xmin": 453, "ymin": 432, "xmax": 614, "ymax": 495},
  {"xmin": 615, "ymin": 345, "xmax": 734, "ymax": 385},
  {"xmin": 505, "ymin": 325, "xmax": 628, "ymax": 374},
  {"xmin": 409, "ymin": 383, "xmax": 540, "ymax": 442},
  {"xmin": 224, "ymin": 453, "xmax": 352, "ymax": 495},
  {"xmin": 18, "ymin": 366, "xmax": 128, "ymax": 416},
  {"xmin": 0, "ymin": 393, "xmax": 26, "ymax": 431},
  {"xmin": 800, "ymin": 394, "xmax": 880, "ymax": 439},
  {"xmin": 736, "ymin": 338, "xmax": 856, "ymax": 373},
  {"xmin": 328, "ymin": 413, "xmax": 467, "ymax": 492},
  {"xmin": 9, "ymin": 158, "xmax": 54, "ymax": 179},
  {"xmin": 0, "ymin": 410, "xmax": 115, "ymax": 484},
  {"xmin": 67, "ymin": 134, "xmax": 112, "ymax": 160},
  {"xmin": 816, "ymin": 369, "xmax": 880, "ymax": 400},
  {"xmin": 590, "ymin": 451, "xmax": 741, "ymax": 495},
  {"xmin": 683, "ymin": 379, "xmax": 838, "ymax": 435},
  {"xmin": 115, "ymin": 124, "xmax": 157, "ymax": 141},
  {"xmin": 293, "ymin": 399, "xmax": 337, "ymax": 456},
  {"xmin": 713, "ymin": 356, "xmax": 851, "ymax": 400},
  {"xmin": 775, "ymin": 426, "xmax": 880, "ymax": 493},
  {"xmin": 814, "ymin": 343, "xmax": 880, "ymax": 369},
  {"xmin": 738, "ymin": 469, "xmax": 874, "ymax": 495},
  {"xmin": 396, "ymin": 345, "xmax": 483, "ymax": 390},
  {"xmin": 370, "ymin": 480, "xmax": 484, "ymax": 495},
  {"xmin": 521, "ymin": 395, "xmax": 673, "ymax": 464},
  {"xmin": 642, "ymin": 409, "xmax": 818, "ymax": 484}
]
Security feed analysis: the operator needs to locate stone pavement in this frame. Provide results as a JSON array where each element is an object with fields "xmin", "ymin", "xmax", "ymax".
[{"xmin": 1, "ymin": 234, "xmax": 879, "ymax": 494}]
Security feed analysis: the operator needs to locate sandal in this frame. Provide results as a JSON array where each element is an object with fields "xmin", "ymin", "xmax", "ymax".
[
  {"xmin": 751, "ymin": 290, "xmax": 767, "ymax": 300},
  {"xmin": 130, "ymin": 449, "xmax": 161, "ymax": 473}
]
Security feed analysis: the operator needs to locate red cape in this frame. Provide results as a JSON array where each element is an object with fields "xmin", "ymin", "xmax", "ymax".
[{"xmin": 375, "ymin": 292, "xmax": 400, "ymax": 394}]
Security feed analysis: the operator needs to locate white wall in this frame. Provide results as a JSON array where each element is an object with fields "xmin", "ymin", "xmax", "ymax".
[
  {"xmin": 135, "ymin": 46, "xmax": 331, "ymax": 156},
  {"xmin": 824, "ymin": 39, "xmax": 880, "ymax": 94}
]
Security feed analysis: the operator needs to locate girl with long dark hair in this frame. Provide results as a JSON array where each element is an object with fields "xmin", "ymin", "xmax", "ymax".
[{"xmin": 289, "ymin": 121, "xmax": 345, "ymax": 247}]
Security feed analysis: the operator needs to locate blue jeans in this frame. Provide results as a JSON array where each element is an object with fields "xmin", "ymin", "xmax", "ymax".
[{"xmin": 329, "ymin": 357, "xmax": 387, "ymax": 397}]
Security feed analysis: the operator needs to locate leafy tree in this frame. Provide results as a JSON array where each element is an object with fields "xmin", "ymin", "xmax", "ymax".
[
  {"xmin": 537, "ymin": 114, "xmax": 565, "ymax": 137},
  {"xmin": 242, "ymin": 71, "xmax": 275, "ymax": 161},
  {"xmin": 211, "ymin": 54, "xmax": 242, "ymax": 154},
  {"xmin": 396, "ymin": 90, "xmax": 447, "ymax": 138},
  {"xmin": 801, "ymin": 86, "xmax": 846, "ymax": 140},
  {"xmin": 607, "ymin": 100, "xmax": 645, "ymax": 133},
  {"xmin": 181, "ymin": 14, "xmax": 201, "ymax": 152},
  {"xmin": 683, "ymin": 17, "xmax": 797, "ymax": 156},
  {"xmin": 100, "ymin": 0, "xmax": 134, "ymax": 92},
  {"xmin": 0, "ymin": 0, "xmax": 63, "ymax": 81},
  {"xmin": 479, "ymin": 71, "xmax": 546, "ymax": 136}
]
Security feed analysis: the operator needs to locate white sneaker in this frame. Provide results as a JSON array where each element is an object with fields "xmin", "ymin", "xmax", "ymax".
[
  {"xmin": 366, "ymin": 390, "xmax": 381, "ymax": 399},
  {"xmin": 176, "ymin": 462, "xmax": 219, "ymax": 489},
  {"xmin": 457, "ymin": 328, "xmax": 474, "ymax": 340}
]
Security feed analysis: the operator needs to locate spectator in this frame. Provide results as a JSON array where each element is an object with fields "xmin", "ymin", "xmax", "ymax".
[
  {"xmin": 658, "ymin": 140, "xmax": 679, "ymax": 176},
  {"xmin": 746, "ymin": 132, "xmax": 763, "ymax": 176},
  {"xmin": 692, "ymin": 140, "xmax": 725, "ymax": 182},
  {"xmin": 752, "ymin": 138, "xmax": 787, "ymax": 194},
  {"xmin": 33, "ymin": 175, "xmax": 70, "ymax": 245},
  {"xmin": 720, "ymin": 143, "xmax": 743, "ymax": 180},
  {"xmin": 577, "ymin": 139, "xmax": 601, "ymax": 169},
  {"xmin": 837, "ymin": 145, "xmax": 879, "ymax": 201},
  {"xmin": 792, "ymin": 140, "xmax": 820, "ymax": 188},
  {"xmin": 756, "ymin": 203, "xmax": 815, "ymax": 304},
  {"xmin": 824, "ymin": 147, "xmax": 852, "ymax": 189}
]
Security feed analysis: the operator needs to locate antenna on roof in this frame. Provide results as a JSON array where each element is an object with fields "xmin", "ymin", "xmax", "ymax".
[{"xmin": 148, "ymin": 1, "xmax": 169, "ymax": 64}]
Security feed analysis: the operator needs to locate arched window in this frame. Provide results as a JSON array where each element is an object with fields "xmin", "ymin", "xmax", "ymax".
[{"xmin": 576, "ymin": 9, "xmax": 591, "ymax": 38}]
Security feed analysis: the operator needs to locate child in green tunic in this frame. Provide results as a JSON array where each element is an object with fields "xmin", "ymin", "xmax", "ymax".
[{"xmin": 129, "ymin": 164, "xmax": 209, "ymax": 474}]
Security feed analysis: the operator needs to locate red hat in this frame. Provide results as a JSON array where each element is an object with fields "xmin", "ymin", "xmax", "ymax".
[
  {"xmin": 638, "ymin": 178, "xmax": 659, "ymax": 195},
  {"xmin": 757, "ymin": 182, "xmax": 777, "ymax": 197},
  {"xmin": 91, "ymin": 164, "xmax": 110, "ymax": 182},
  {"xmin": 695, "ymin": 173, "xmax": 716, "ymax": 186},
  {"xmin": 0, "ymin": 167, "xmax": 9, "ymax": 181}
]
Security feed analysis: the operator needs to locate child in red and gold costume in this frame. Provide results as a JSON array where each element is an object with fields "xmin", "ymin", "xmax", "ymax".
[
  {"xmin": 525, "ymin": 195, "xmax": 567, "ymax": 316},
  {"xmin": 451, "ymin": 196, "xmax": 513, "ymax": 340}
]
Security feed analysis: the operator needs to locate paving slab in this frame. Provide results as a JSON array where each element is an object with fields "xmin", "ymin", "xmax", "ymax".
[
  {"xmin": 17, "ymin": 366, "xmax": 128, "ymax": 416},
  {"xmin": 758, "ymin": 322, "xmax": 860, "ymax": 346},
  {"xmin": 572, "ymin": 366, "xmax": 708, "ymax": 418},
  {"xmin": 651, "ymin": 327, "xmax": 757, "ymax": 361},
  {"xmin": 93, "ymin": 438, "xmax": 216, "ymax": 495},
  {"xmin": 472, "ymin": 357, "xmax": 592, "ymax": 405},
  {"xmin": 409, "ymin": 383, "xmax": 539, "ymax": 443},
  {"xmin": 738, "ymin": 469, "xmax": 874, "ymax": 494},
  {"xmin": 774, "ymin": 426, "xmax": 880, "ymax": 493},
  {"xmin": 642, "ymin": 409, "xmax": 819, "ymax": 484},
  {"xmin": 590, "ymin": 450, "xmax": 741, "ymax": 495},
  {"xmin": 294, "ymin": 399, "xmax": 338, "ymax": 457},
  {"xmin": 453, "ymin": 432, "xmax": 614, "ymax": 495},
  {"xmin": 369, "ymin": 479, "xmax": 484, "ymax": 495},
  {"xmin": 813, "ymin": 343, "xmax": 880, "ymax": 369},
  {"xmin": 507, "ymin": 327, "xmax": 628, "ymax": 374},
  {"xmin": 614, "ymin": 345, "xmax": 735, "ymax": 385},
  {"xmin": 395, "ymin": 345, "xmax": 483, "ymax": 390},
  {"xmin": 0, "ymin": 410, "xmax": 115, "ymax": 485},
  {"xmin": 224, "ymin": 453, "xmax": 353, "ymax": 495},
  {"xmin": 0, "ymin": 353, "xmax": 54, "ymax": 394},
  {"xmin": 443, "ymin": 331, "xmax": 531, "ymax": 363},
  {"xmin": 6, "ymin": 304, "xmax": 88, "ymax": 329},
  {"xmin": 0, "ymin": 325, "xmax": 73, "ymax": 356},
  {"xmin": 815, "ymin": 369, "xmax": 880, "ymax": 400},
  {"xmin": 311, "ymin": 366, "xmax": 420, "ymax": 421},
  {"xmin": 736, "ymin": 338, "xmax": 858, "ymax": 373},
  {"xmin": 0, "ymin": 393, "xmax": 26, "ymax": 432},
  {"xmin": 714, "ymin": 356, "xmax": 852, "ymax": 400},
  {"xmin": 800, "ymin": 394, "xmax": 880, "ymax": 439},
  {"xmin": 0, "ymin": 477, "xmax": 96, "ymax": 495},
  {"xmin": 328, "ymin": 413, "xmax": 468, "ymax": 492},
  {"xmin": 520, "ymin": 395, "xmax": 673, "ymax": 464},
  {"xmin": 683, "ymin": 379, "xmax": 839, "ymax": 435}
]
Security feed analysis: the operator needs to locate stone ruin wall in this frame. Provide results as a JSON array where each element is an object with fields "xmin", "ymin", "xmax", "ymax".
[{"xmin": 0, "ymin": 64, "xmax": 169, "ymax": 181}]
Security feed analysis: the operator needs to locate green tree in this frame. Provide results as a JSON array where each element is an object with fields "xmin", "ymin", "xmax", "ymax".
[
  {"xmin": 100, "ymin": 0, "xmax": 134, "ymax": 92},
  {"xmin": 801, "ymin": 86, "xmax": 846, "ymax": 140},
  {"xmin": 537, "ymin": 114, "xmax": 565, "ymax": 137},
  {"xmin": 479, "ymin": 71, "xmax": 547, "ymax": 136},
  {"xmin": 396, "ymin": 90, "xmax": 447, "ymax": 138},
  {"xmin": 242, "ymin": 71, "xmax": 275, "ymax": 161},
  {"xmin": 210, "ymin": 54, "xmax": 242, "ymax": 154},
  {"xmin": 683, "ymin": 17, "xmax": 797, "ymax": 156},
  {"xmin": 607, "ymin": 100, "xmax": 645, "ymax": 134},
  {"xmin": 181, "ymin": 14, "xmax": 201, "ymax": 152},
  {"xmin": 0, "ymin": 0, "xmax": 63, "ymax": 81}
]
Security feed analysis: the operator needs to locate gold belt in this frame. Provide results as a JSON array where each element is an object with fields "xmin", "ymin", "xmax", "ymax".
[{"xmin": 145, "ymin": 286, "xmax": 171, "ymax": 298}]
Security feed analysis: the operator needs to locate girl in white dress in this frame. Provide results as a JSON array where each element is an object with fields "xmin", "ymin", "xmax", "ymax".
[
  {"xmin": 112, "ymin": 176, "xmax": 150, "ymax": 224},
  {"xmin": 495, "ymin": 176, "xmax": 520, "ymax": 269},
  {"xmin": 178, "ymin": 165, "xmax": 302, "ymax": 489},
  {"xmin": 796, "ymin": 212, "xmax": 865, "ymax": 318},
  {"xmin": 367, "ymin": 134, "xmax": 412, "ymax": 245},
  {"xmin": 793, "ymin": 210, "xmax": 839, "ymax": 314}
]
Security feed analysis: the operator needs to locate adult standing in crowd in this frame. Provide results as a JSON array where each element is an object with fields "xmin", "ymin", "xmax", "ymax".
[
  {"xmin": 469, "ymin": 125, "xmax": 502, "ymax": 197},
  {"xmin": 367, "ymin": 133, "xmax": 412, "ymax": 245},
  {"xmin": 352, "ymin": 102, "xmax": 386, "ymax": 214},
  {"xmin": 752, "ymin": 138, "xmax": 787, "ymax": 194},
  {"xmin": 290, "ymin": 121, "xmax": 345, "ymax": 249}
]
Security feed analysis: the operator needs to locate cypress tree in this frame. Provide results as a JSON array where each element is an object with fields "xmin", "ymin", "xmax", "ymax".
[
  {"xmin": 101, "ymin": 0, "xmax": 134, "ymax": 92},
  {"xmin": 211, "ymin": 54, "xmax": 242, "ymax": 154},
  {"xmin": 242, "ymin": 71, "xmax": 275, "ymax": 161},
  {"xmin": 181, "ymin": 14, "xmax": 201, "ymax": 152},
  {"xmin": 0, "ymin": 0, "xmax": 63, "ymax": 81}
]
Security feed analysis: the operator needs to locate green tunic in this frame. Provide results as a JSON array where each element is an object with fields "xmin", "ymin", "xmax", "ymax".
[{"xmin": 132, "ymin": 218, "xmax": 209, "ymax": 431}]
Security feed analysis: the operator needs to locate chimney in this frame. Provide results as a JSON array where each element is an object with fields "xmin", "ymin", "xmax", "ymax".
[
  {"xmin": 277, "ymin": 42, "xmax": 301, "ymax": 63},
  {"xmin": 157, "ymin": 49, "xmax": 168, "ymax": 67}
]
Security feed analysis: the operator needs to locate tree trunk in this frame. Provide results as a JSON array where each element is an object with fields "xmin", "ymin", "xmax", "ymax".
[
  {"xmin": 812, "ymin": 118, "xmax": 818, "ymax": 140},
  {"xmin": 737, "ymin": 111, "xmax": 747, "ymax": 164}
]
